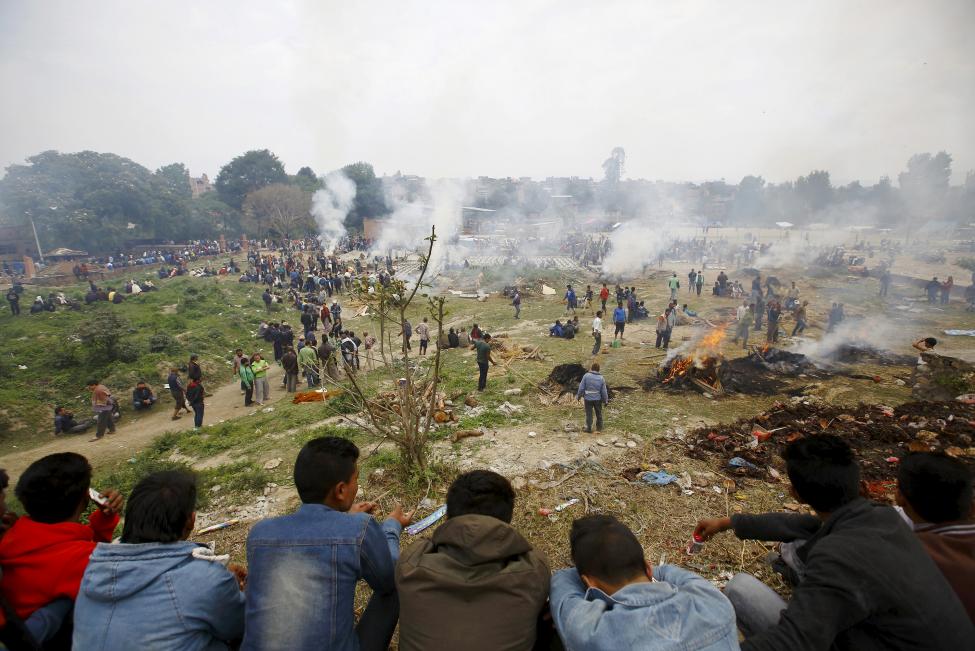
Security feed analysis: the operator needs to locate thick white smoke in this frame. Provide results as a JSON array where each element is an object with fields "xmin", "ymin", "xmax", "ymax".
[
  {"xmin": 372, "ymin": 177, "xmax": 465, "ymax": 273},
  {"xmin": 600, "ymin": 221, "xmax": 669, "ymax": 276},
  {"xmin": 793, "ymin": 316, "xmax": 902, "ymax": 365},
  {"xmin": 311, "ymin": 171, "xmax": 357, "ymax": 251}
]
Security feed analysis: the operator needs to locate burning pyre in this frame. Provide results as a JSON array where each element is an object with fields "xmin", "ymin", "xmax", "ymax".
[{"xmin": 657, "ymin": 327, "xmax": 729, "ymax": 394}]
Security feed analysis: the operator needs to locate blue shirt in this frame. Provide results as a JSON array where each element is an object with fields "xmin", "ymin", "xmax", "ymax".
[
  {"xmin": 576, "ymin": 371, "xmax": 608, "ymax": 403},
  {"xmin": 243, "ymin": 504, "xmax": 402, "ymax": 651},
  {"xmin": 613, "ymin": 307, "xmax": 627, "ymax": 323},
  {"xmin": 551, "ymin": 566, "xmax": 739, "ymax": 651}
]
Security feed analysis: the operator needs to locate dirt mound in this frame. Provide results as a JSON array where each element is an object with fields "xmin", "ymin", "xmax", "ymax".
[
  {"xmin": 830, "ymin": 344, "xmax": 915, "ymax": 366},
  {"xmin": 685, "ymin": 399, "xmax": 975, "ymax": 494}
]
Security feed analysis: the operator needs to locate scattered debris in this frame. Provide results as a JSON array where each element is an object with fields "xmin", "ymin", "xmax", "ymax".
[
  {"xmin": 539, "ymin": 498, "xmax": 580, "ymax": 516},
  {"xmin": 497, "ymin": 401, "xmax": 524, "ymax": 416},
  {"xmin": 686, "ymin": 399, "xmax": 975, "ymax": 486},
  {"xmin": 194, "ymin": 519, "xmax": 240, "ymax": 536},
  {"xmin": 292, "ymin": 389, "xmax": 345, "ymax": 403},
  {"xmin": 405, "ymin": 505, "xmax": 447, "ymax": 535},
  {"xmin": 451, "ymin": 429, "xmax": 485, "ymax": 443},
  {"xmin": 639, "ymin": 470, "xmax": 678, "ymax": 486},
  {"xmin": 262, "ymin": 458, "xmax": 282, "ymax": 470}
]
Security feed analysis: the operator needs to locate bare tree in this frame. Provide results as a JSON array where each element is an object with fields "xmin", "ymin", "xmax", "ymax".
[
  {"xmin": 316, "ymin": 226, "xmax": 447, "ymax": 472},
  {"xmin": 242, "ymin": 183, "xmax": 314, "ymax": 238}
]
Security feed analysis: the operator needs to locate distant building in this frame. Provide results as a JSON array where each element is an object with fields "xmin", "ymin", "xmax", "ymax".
[
  {"xmin": 0, "ymin": 221, "xmax": 41, "ymax": 277},
  {"xmin": 0, "ymin": 221, "xmax": 39, "ymax": 261},
  {"xmin": 189, "ymin": 173, "xmax": 212, "ymax": 197}
]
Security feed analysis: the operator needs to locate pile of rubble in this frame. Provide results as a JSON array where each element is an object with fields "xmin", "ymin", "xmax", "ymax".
[
  {"xmin": 644, "ymin": 343, "xmax": 917, "ymax": 397},
  {"xmin": 642, "ymin": 353, "xmax": 786, "ymax": 396},
  {"xmin": 685, "ymin": 397, "xmax": 975, "ymax": 496}
]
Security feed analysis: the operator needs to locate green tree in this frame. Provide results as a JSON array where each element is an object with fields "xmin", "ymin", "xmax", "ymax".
[
  {"xmin": 898, "ymin": 152, "xmax": 952, "ymax": 221},
  {"xmin": 796, "ymin": 170, "xmax": 833, "ymax": 216},
  {"xmin": 154, "ymin": 163, "xmax": 192, "ymax": 199},
  {"xmin": 186, "ymin": 193, "xmax": 240, "ymax": 238},
  {"xmin": 292, "ymin": 166, "xmax": 322, "ymax": 193},
  {"xmin": 0, "ymin": 150, "xmax": 166, "ymax": 252},
  {"xmin": 730, "ymin": 175, "xmax": 766, "ymax": 224},
  {"xmin": 602, "ymin": 147, "xmax": 626, "ymax": 184},
  {"xmin": 214, "ymin": 149, "xmax": 288, "ymax": 210},
  {"xmin": 341, "ymin": 162, "xmax": 387, "ymax": 230}
]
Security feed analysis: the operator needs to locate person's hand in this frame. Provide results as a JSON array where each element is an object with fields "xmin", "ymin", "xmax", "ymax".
[
  {"xmin": 388, "ymin": 503, "xmax": 415, "ymax": 527},
  {"xmin": 693, "ymin": 516, "xmax": 732, "ymax": 542},
  {"xmin": 99, "ymin": 489, "xmax": 125, "ymax": 516},
  {"xmin": 349, "ymin": 501, "xmax": 377, "ymax": 514},
  {"xmin": 227, "ymin": 563, "xmax": 248, "ymax": 591}
]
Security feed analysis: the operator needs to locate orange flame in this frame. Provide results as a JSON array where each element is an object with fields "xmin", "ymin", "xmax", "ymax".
[{"xmin": 662, "ymin": 326, "xmax": 728, "ymax": 383}]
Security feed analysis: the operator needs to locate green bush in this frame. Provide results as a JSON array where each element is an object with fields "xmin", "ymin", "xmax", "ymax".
[
  {"xmin": 115, "ymin": 340, "xmax": 140, "ymax": 363},
  {"xmin": 149, "ymin": 333, "xmax": 179, "ymax": 353}
]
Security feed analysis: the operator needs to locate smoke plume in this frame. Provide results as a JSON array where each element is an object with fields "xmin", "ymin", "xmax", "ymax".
[{"xmin": 311, "ymin": 170, "xmax": 356, "ymax": 251}]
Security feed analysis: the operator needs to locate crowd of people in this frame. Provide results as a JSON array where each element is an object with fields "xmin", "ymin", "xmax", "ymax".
[{"xmin": 0, "ymin": 432, "xmax": 971, "ymax": 650}]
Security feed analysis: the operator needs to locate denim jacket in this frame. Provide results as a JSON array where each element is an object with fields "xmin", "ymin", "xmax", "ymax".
[
  {"xmin": 550, "ymin": 565, "xmax": 740, "ymax": 651},
  {"xmin": 242, "ymin": 503, "xmax": 402, "ymax": 651},
  {"xmin": 72, "ymin": 541, "xmax": 245, "ymax": 651}
]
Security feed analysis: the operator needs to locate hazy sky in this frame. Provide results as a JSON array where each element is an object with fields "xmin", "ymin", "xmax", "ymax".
[{"xmin": 1, "ymin": 0, "xmax": 973, "ymax": 184}]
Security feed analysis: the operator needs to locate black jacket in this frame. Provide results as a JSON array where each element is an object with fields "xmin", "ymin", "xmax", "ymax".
[
  {"xmin": 733, "ymin": 499, "xmax": 973, "ymax": 651},
  {"xmin": 187, "ymin": 361, "xmax": 202, "ymax": 381},
  {"xmin": 281, "ymin": 351, "xmax": 299, "ymax": 374}
]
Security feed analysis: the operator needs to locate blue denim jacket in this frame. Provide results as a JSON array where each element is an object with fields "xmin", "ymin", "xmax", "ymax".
[
  {"xmin": 550, "ymin": 565, "xmax": 740, "ymax": 651},
  {"xmin": 242, "ymin": 503, "xmax": 402, "ymax": 651},
  {"xmin": 72, "ymin": 541, "xmax": 246, "ymax": 650}
]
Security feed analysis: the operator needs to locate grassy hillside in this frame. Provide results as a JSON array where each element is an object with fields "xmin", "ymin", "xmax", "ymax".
[{"xmin": 0, "ymin": 276, "xmax": 270, "ymax": 450}]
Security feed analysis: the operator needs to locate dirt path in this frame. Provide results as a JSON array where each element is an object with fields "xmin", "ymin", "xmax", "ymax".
[{"xmin": 0, "ymin": 364, "xmax": 288, "ymax": 481}]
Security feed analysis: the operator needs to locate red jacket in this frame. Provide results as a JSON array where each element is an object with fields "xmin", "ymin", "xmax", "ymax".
[{"xmin": 0, "ymin": 509, "xmax": 118, "ymax": 618}]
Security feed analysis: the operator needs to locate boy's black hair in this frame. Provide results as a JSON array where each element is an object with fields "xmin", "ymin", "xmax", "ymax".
[
  {"xmin": 86, "ymin": 379, "xmax": 99, "ymax": 386},
  {"xmin": 446, "ymin": 470, "xmax": 515, "ymax": 523},
  {"xmin": 782, "ymin": 435, "xmax": 860, "ymax": 513},
  {"xmin": 121, "ymin": 471, "xmax": 198, "ymax": 543},
  {"xmin": 0, "ymin": 468, "xmax": 8, "ymax": 491},
  {"xmin": 294, "ymin": 436, "xmax": 359, "ymax": 503},
  {"xmin": 924, "ymin": 337, "xmax": 938, "ymax": 347},
  {"xmin": 570, "ymin": 514, "xmax": 645, "ymax": 585},
  {"xmin": 15, "ymin": 452, "xmax": 91, "ymax": 523},
  {"xmin": 898, "ymin": 453, "xmax": 973, "ymax": 523}
]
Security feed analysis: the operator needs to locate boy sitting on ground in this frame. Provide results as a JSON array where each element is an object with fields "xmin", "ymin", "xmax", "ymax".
[
  {"xmin": 694, "ymin": 435, "xmax": 973, "ymax": 650},
  {"xmin": 896, "ymin": 452, "xmax": 974, "ymax": 622},
  {"xmin": 0, "ymin": 453, "xmax": 123, "ymax": 640},
  {"xmin": 131, "ymin": 381, "xmax": 157, "ymax": 411},
  {"xmin": 550, "ymin": 514, "xmax": 739, "ymax": 650},
  {"xmin": 53, "ymin": 406, "xmax": 94, "ymax": 435},
  {"xmin": 243, "ymin": 437, "xmax": 413, "ymax": 651},
  {"xmin": 396, "ymin": 470, "xmax": 551, "ymax": 651},
  {"xmin": 73, "ymin": 470, "xmax": 246, "ymax": 650}
]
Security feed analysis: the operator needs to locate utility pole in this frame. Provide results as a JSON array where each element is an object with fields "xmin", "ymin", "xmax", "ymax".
[{"xmin": 29, "ymin": 217, "xmax": 45, "ymax": 264}]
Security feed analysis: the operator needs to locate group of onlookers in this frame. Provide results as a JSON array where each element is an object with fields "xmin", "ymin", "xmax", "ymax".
[{"xmin": 0, "ymin": 432, "xmax": 971, "ymax": 650}]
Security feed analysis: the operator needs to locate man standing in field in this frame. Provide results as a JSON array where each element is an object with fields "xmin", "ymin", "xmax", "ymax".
[
  {"xmin": 473, "ymin": 333, "xmax": 497, "ymax": 392},
  {"xmin": 591, "ymin": 311, "xmax": 603, "ymax": 356},
  {"xmin": 667, "ymin": 273, "xmax": 680, "ymax": 300},
  {"xmin": 86, "ymin": 379, "xmax": 116, "ymax": 442},
  {"xmin": 416, "ymin": 318, "xmax": 430, "ymax": 356}
]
